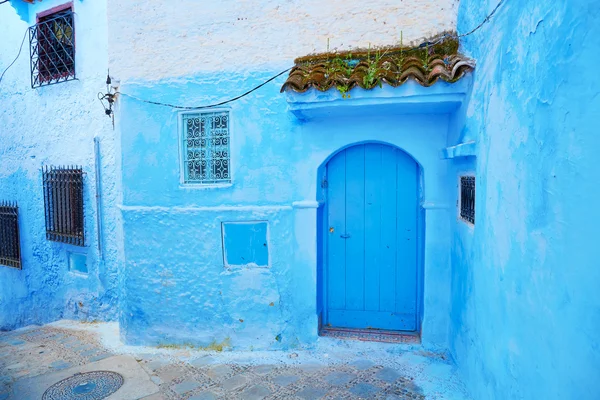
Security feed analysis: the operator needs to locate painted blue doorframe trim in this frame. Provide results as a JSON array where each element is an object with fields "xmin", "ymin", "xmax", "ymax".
[
  {"xmin": 316, "ymin": 141, "xmax": 425, "ymax": 334},
  {"xmin": 416, "ymin": 167, "xmax": 425, "ymax": 333}
]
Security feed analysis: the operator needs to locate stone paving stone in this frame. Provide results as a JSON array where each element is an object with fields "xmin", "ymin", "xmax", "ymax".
[
  {"xmin": 299, "ymin": 362, "xmax": 325, "ymax": 373},
  {"xmin": 350, "ymin": 382, "xmax": 381, "ymax": 397},
  {"xmin": 49, "ymin": 360, "xmax": 72, "ymax": 370},
  {"xmin": 147, "ymin": 358, "xmax": 169, "ymax": 371},
  {"xmin": 240, "ymin": 384, "xmax": 271, "ymax": 400},
  {"xmin": 172, "ymin": 379, "xmax": 201, "ymax": 395},
  {"xmin": 140, "ymin": 393, "xmax": 166, "ymax": 400},
  {"xmin": 272, "ymin": 374, "xmax": 299, "ymax": 386},
  {"xmin": 349, "ymin": 359, "xmax": 375, "ymax": 370},
  {"xmin": 71, "ymin": 344, "xmax": 90, "ymax": 351},
  {"xmin": 157, "ymin": 364, "xmax": 187, "ymax": 382},
  {"xmin": 324, "ymin": 371, "xmax": 355, "ymax": 386},
  {"xmin": 80, "ymin": 349, "xmax": 98, "ymax": 357},
  {"xmin": 295, "ymin": 386, "xmax": 328, "ymax": 399},
  {"xmin": 251, "ymin": 364, "xmax": 275, "ymax": 375},
  {"xmin": 0, "ymin": 391, "xmax": 8, "ymax": 400},
  {"xmin": 376, "ymin": 367, "xmax": 401, "ymax": 383},
  {"xmin": 220, "ymin": 374, "xmax": 248, "ymax": 391},
  {"xmin": 90, "ymin": 352, "xmax": 112, "ymax": 362},
  {"xmin": 206, "ymin": 364, "xmax": 233, "ymax": 381},
  {"xmin": 189, "ymin": 391, "xmax": 218, "ymax": 400},
  {"xmin": 190, "ymin": 356, "xmax": 215, "ymax": 367},
  {"xmin": 8, "ymin": 339, "xmax": 25, "ymax": 346}
]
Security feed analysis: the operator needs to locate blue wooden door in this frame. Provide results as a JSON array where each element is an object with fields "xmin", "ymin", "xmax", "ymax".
[{"xmin": 326, "ymin": 143, "xmax": 418, "ymax": 331}]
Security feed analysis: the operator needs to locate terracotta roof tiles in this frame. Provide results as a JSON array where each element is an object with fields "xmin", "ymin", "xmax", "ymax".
[{"xmin": 281, "ymin": 39, "xmax": 475, "ymax": 94}]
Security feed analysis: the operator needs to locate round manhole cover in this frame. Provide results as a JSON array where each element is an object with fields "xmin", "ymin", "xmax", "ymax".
[{"xmin": 42, "ymin": 371, "xmax": 124, "ymax": 400}]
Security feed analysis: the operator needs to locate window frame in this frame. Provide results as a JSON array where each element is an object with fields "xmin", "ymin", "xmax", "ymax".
[
  {"xmin": 177, "ymin": 108, "xmax": 234, "ymax": 188},
  {"xmin": 0, "ymin": 202, "xmax": 22, "ymax": 270},
  {"xmin": 458, "ymin": 174, "xmax": 475, "ymax": 226},
  {"xmin": 30, "ymin": 2, "xmax": 76, "ymax": 88},
  {"xmin": 42, "ymin": 166, "xmax": 85, "ymax": 247}
]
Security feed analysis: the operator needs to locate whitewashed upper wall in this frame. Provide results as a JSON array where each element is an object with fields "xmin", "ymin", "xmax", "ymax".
[
  {"xmin": 108, "ymin": 0, "xmax": 459, "ymax": 81},
  {"xmin": 0, "ymin": 0, "xmax": 122, "ymax": 326}
]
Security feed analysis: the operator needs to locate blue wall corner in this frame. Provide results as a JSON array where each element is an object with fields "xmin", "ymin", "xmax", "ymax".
[{"xmin": 450, "ymin": 1, "xmax": 600, "ymax": 399}]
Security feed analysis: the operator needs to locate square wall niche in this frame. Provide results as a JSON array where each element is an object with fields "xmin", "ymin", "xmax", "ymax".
[
  {"xmin": 222, "ymin": 221, "xmax": 269, "ymax": 268},
  {"xmin": 68, "ymin": 252, "xmax": 88, "ymax": 274}
]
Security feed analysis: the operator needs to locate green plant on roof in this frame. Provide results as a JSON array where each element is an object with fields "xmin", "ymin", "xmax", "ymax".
[
  {"xmin": 396, "ymin": 30, "xmax": 405, "ymax": 70},
  {"xmin": 363, "ymin": 44, "xmax": 387, "ymax": 89},
  {"xmin": 336, "ymin": 83, "xmax": 350, "ymax": 99},
  {"xmin": 422, "ymin": 42, "xmax": 430, "ymax": 72}
]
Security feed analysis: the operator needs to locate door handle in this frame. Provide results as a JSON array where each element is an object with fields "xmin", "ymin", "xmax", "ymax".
[{"xmin": 340, "ymin": 233, "xmax": 351, "ymax": 239}]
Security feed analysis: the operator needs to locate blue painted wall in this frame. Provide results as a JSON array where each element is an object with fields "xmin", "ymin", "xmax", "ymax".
[
  {"xmin": 117, "ymin": 74, "xmax": 466, "ymax": 350},
  {"xmin": 0, "ymin": 0, "xmax": 120, "ymax": 330},
  {"xmin": 450, "ymin": 0, "xmax": 600, "ymax": 398}
]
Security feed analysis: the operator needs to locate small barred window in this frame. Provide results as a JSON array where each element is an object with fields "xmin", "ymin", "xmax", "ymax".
[
  {"xmin": 460, "ymin": 176, "xmax": 475, "ymax": 224},
  {"xmin": 42, "ymin": 166, "xmax": 85, "ymax": 246},
  {"xmin": 0, "ymin": 202, "xmax": 21, "ymax": 269},
  {"xmin": 29, "ymin": 9, "xmax": 76, "ymax": 88},
  {"xmin": 181, "ymin": 111, "xmax": 231, "ymax": 184}
]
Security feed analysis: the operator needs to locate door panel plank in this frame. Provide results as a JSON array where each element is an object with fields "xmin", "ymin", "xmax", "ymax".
[
  {"xmin": 379, "ymin": 146, "xmax": 398, "ymax": 313},
  {"xmin": 364, "ymin": 144, "xmax": 382, "ymax": 311},
  {"xmin": 327, "ymin": 151, "xmax": 346, "ymax": 310},
  {"xmin": 328, "ymin": 309, "xmax": 416, "ymax": 331},
  {"xmin": 344, "ymin": 145, "xmax": 366, "ymax": 311},
  {"xmin": 395, "ymin": 152, "xmax": 418, "ymax": 330}
]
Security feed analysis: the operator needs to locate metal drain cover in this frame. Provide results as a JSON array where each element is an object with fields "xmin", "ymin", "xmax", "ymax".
[{"xmin": 42, "ymin": 371, "xmax": 124, "ymax": 400}]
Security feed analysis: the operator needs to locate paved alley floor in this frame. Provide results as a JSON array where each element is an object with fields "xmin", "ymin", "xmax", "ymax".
[{"xmin": 0, "ymin": 321, "xmax": 470, "ymax": 399}]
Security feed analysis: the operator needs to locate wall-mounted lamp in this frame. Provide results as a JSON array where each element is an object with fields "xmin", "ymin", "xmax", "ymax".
[{"xmin": 98, "ymin": 71, "xmax": 118, "ymax": 128}]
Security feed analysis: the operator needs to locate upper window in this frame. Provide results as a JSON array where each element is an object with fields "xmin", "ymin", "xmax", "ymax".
[
  {"xmin": 29, "ymin": 7, "xmax": 75, "ymax": 88},
  {"xmin": 459, "ymin": 175, "xmax": 475, "ymax": 225},
  {"xmin": 42, "ymin": 166, "xmax": 85, "ymax": 246},
  {"xmin": 180, "ymin": 111, "xmax": 231, "ymax": 185}
]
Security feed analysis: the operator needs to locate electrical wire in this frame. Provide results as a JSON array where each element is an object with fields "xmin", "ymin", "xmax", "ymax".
[
  {"xmin": 118, "ymin": 67, "xmax": 292, "ymax": 110},
  {"xmin": 0, "ymin": 27, "xmax": 27, "ymax": 85},
  {"xmin": 0, "ymin": 1, "xmax": 11, "ymax": 5},
  {"xmin": 458, "ymin": 0, "xmax": 504, "ymax": 38}
]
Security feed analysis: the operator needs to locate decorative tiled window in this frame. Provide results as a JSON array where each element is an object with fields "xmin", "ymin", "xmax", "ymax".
[
  {"xmin": 181, "ymin": 111, "xmax": 231, "ymax": 184},
  {"xmin": 42, "ymin": 166, "xmax": 85, "ymax": 246},
  {"xmin": 459, "ymin": 175, "xmax": 475, "ymax": 224},
  {"xmin": 0, "ymin": 202, "xmax": 21, "ymax": 269},
  {"xmin": 29, "ymin": 8, "xmax": 76, "ymax": 88}
]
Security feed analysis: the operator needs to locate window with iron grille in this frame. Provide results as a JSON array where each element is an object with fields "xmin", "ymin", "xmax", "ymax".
[
  {"xmin": 0, "ymin": 202, "xmax": 21, "ymax": 269},
  {"xmin": 181, "ymin": 111, "xmax": 231, "ymax": 184},
  {"xmin": 29, "ymin": 9, "xmax": 75, "ymax": 88},
  {"xmin": 460, "ymin": 175, "xmax": 475, "ymax": 224},
  {"xmin": 43, "ymin": 166, "xmax": 85, "ymax": 246}
]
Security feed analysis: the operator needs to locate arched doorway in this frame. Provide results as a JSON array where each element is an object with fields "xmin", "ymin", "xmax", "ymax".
[{"xmin": 322, "ymin": 143, "xmax": 420, "ymax": 332}]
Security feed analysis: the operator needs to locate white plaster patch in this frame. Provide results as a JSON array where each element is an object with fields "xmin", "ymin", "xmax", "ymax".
[{"xmin": 107, "ymin": 0, "xmax": 459, "ymax": 81}]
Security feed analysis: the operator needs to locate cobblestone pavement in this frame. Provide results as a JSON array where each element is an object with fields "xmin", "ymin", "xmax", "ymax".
[{"xmin": 0, "ymin": 322, "xmax": 470, "ymax": 399}]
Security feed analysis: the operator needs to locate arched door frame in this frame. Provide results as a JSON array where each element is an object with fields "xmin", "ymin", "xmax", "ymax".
[{"xmin": 315, "ymin": 140, "xmax": 425, "ymax": 335}]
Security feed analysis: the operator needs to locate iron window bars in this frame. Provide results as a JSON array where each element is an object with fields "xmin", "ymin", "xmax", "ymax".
[
  {"xmin": 0, "ymin": 202, "xmax": 21, "ymax": 269},
  {"xmin": 43, "ymin": 166, "xmax": 85, "ymax": 246},
  {"xmin": 29, "ymin": 10, "xmax": 76, "ymax": 88},
  {"xmin": 460, "ymin": 176, "xmax": 475, "ymax": 224},
  {"xmin": 181, "ymin": 111, "xmax": 231, "ymax": 184}
]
